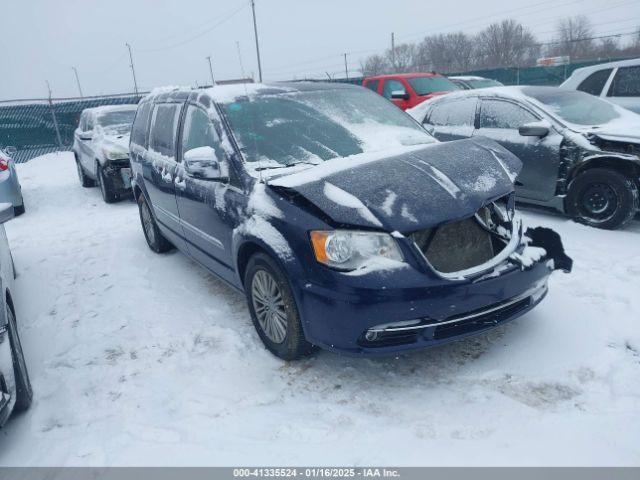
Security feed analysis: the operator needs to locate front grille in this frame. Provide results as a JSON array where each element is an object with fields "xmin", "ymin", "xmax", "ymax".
[{"xmin": 412, "ymin": 216, "xmax": 495, "ymax": 273}]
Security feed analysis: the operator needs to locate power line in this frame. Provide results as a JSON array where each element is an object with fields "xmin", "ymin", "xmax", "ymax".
[{"xmin": 137, "ymin": 3, "xmax": 248, "ymax": 53}]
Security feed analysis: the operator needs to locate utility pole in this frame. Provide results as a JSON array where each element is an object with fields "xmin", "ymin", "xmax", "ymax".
[
  {"xmin": 391, "ymin": 32, "xmax": 396, "ymax": 70},
  {"xmin": 206, "ymin": 55, "xmax": 215, "ymax": 86},
  {"xmin": 125, "ymin": 43, "xmax": 139, "ymax": 95},
  {"xmin": 250, "ymin": 0, "xmax": 263, "ymax": 82},
  {"xmin": 46, "ymin": 80, "xmax": 63, "ymax": 149},
  {"xmin": 71, "ymin": 66, "xmax": 84, "ymax": 98},
  {"xmin": 343, "ymin": 53, "xmax": 349, "ymax": 79}
]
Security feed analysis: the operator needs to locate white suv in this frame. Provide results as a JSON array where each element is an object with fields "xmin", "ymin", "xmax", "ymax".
[{"xmin": 560, "ymin": 58, "xmax": 640, "ymax": 114}]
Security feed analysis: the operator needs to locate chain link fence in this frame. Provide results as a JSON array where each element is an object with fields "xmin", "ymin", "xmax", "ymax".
[{"xmin": 0, "ymin": 93, "xmax": 143, "ymax": 163}]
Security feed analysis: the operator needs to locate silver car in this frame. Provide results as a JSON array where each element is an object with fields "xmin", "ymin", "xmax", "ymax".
[
  {"xmin": 0, "ymin": 147, "xmax": 25, "ymax": 216},
  {"xmin": 73, "ymin": 105, "xmax": 137, "ymax": 203},
  {"xmin": 0, "ymin": 202, "xmax": 32, "ymax": 426}
]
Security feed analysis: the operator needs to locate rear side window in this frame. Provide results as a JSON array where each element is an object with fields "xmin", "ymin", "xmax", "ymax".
[
  {"xmin": 577, "ymin": 68, "xmax": 613, "ymax": 95},
  {"xmin": 608, "ymin": 66, "xmax": 640, "ymax": 97},
  {"xmin": 149, "ymin": 103, "xmax": 182, "ymax": 158},
  {"xmin": 480, "ymin": 100, "xmax": 537, "ymax": 129},
  {"xmin": 382, "ymin": 79, "xmax": 406, "ymax": 99},
  {"xmin": 364, "ymin": 80, "xmax": 380, "ymax": 93},
  {"xmin": 131, "ymin": 102, "xmax": 152, "ymax": 147},
  {"xmin": 428, "ymin": 98, "xmax": 477, "ymax": 126}
]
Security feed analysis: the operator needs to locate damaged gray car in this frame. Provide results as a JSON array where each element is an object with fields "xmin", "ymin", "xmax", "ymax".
[{"xmin": 409, "ymin": 86, "xmax": 640, "ymax": 229}]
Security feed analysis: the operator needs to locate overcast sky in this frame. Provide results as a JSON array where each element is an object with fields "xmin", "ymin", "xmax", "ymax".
[{"xmin": 1, "ymin": 0, "xmax": 638, "ymax": 99}]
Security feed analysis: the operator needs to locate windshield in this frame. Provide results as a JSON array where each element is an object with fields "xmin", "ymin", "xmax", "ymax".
[
  {"xmin": 221, "ymin": 88, "xmax": 435, "ymax": 169},
  {"xmin": 523, "ymin": 88, "xmax": 619, "ymax": 126},
  {"xmin": 407, "ymin": 76, "xmax": 459, "ymax": 96},
  {"xmin": 96, "ymin": 110, "xmax": 136, "ymax": 133},
  {"xmin": 467, "ymin": 79, "xmax": 503, "ymax": 89}
]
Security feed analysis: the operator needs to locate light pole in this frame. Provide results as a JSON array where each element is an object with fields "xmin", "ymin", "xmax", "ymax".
[
  {"xmin": 71, "ymin": 66, "xmax": 84, "ymax": 98},
  {"xmin": 250, "ymin": 0, "xmax": 263, "ymax": 82},
  {"xmin": 343, "ymin": 53, "xmax": 349, "ymax": 79},
  {"xmin": 206, "ymin": 55, "xmax": 215, "ymax": 86},
  {"xmin": 125, "ymin": 43, "xmax": 139, "ymax": 95}
]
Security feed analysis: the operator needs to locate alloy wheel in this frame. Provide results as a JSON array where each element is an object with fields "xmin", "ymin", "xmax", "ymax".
[
  {"xmin": 251, "ymin": 269, "xmax": 287, "ymax": 344},
  {"xmin": 140, "ymin": 200, "xmax": 156, "ymax": 245}
]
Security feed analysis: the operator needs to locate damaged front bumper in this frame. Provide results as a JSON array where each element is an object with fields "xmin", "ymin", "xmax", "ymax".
[{"xmin": 294, "ymin": 223, "xmax": 572, "ymax": 356}]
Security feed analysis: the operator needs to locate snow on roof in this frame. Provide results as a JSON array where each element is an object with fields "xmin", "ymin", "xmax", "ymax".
[
  {"xmin": 144, "ymin": 82, "xmax": 323, "ymax": 105},
  {"xmin": 449, "ymin": 76, "xmax": 488, "ymax": 81},
  {"xmin": 83, "ymin": 104, "xmax": 138, "ymax": 115}
]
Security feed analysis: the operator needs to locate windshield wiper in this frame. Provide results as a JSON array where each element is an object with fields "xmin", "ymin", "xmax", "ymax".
[{"xmin": 254, "ymin": 160, "xmax": 318, "ymax": 172}]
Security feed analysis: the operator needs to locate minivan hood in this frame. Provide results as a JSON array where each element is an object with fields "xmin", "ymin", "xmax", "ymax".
[{"xmin": 269, "ymin": 137, "xmax": 522, "ymax": 233}]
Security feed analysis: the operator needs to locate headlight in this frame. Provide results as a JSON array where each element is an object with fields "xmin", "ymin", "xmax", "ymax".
[
  {"xmin": 102, "ymin": 148, "xmax": 129, "ymax": 160},
  {"xmin": 310, "ymin": 230, "xmax": 403, "ymax": 270}
]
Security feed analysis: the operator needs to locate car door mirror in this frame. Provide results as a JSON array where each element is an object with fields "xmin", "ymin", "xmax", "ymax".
[
  {"xmin": 0, "ymin": 203, "xmax": 15, "ymax": 225},
  {"xmin": 183, "ymin": 146, "xmax": 228, "ymax": 181},
  {"xmin": 3, "ymin": 146, "xmax": 17, "ymax": 157},
  {"xmin": 519, "ymin": 122, "xmax": 549, "ymax": 138},
  {"xmin": 391, "ymin": 90, "xmax": 410, "ymax": 100},
  {"xmin": 79, "ymin": 131, "xmax": 93, "ymax": 141}
]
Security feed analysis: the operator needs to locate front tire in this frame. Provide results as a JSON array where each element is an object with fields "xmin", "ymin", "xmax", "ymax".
[
  {"xmin": 137, "ymin": 193, "xmax": 173, "ymax": 253},
  {"xmin": 76, "ymin": 158, "xmax": 95, "ymax": 188},
  {"xmin": 97, "ymin": 163, "xmax": 118, "ymax": 204},
  {"xmin": 244, "ymin": 253, "xmax": 313, "ymax": 361},
  {"xmin": 6, "ymin": 305, "xmax": 32, "ymax": 412},
  {"xmin": 566, "ymin": 168, "xmax": 638, "ymax": 230}
]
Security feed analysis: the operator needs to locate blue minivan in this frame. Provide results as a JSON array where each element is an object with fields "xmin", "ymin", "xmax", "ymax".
[{"xmin": 129, "ymin": 82, "xmax": 572, "ymax": 360}]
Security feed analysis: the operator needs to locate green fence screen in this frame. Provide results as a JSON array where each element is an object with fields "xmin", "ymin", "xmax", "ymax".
[{"xmin": 0, "ymin": 93, "xmax": 143, "ymax": 163}]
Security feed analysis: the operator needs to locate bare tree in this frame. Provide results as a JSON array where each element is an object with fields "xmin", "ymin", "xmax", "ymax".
[
  {"xmin": 386, "ymin": 43, "xmax": 417, "ymax": 72},
  {"xmin": 417, "ymin": 32, "xmax": 476, "ymax": 72},
  {"xmin": 477, "ymin": 20, "xmax": 539, "ymax": 68},
  {"xmin": 595, "ymin": 37, "xmax": 620, "ymax": 60},
  {"xmin": 550, "ymin": 15, "xmax": 594, "ymax": 60},
  {"xmin": 360, "ymin": 54, "xmax": 390, "ymax": 76}
]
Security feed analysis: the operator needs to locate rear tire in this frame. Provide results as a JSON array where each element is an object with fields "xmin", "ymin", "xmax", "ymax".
[
  {"xmin": 76, "ymin": 158, "xmax": 95, "ymax": 188},
  {"xmin": 137, "ymin": 193, "xmax": 173, "ymax": 253},
  {"xmin": 97, "ymin": 163, "xmax": 118, "ymax": 204},
  {"xmin": 6, "ymin": 305, "xmax": 32, "ymax": 412},
  {"xmin": 244, "ymin": 253, "xmax": 313, "ymax": 361},
  {"xmin": 13, "ymin": 202, "xmax": 25, "ymax": 216},
  {"xmin": 566, "ymin": 168, "xmax": 638, "ymax": 230}
]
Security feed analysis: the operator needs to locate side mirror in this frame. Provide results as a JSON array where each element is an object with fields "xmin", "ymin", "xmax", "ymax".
[
  {"xmin": 0, "ymin": 203, "xmax": 15, "ymax": 225},
  {"xmin": 423, "ymin": 124, "xmax": 435, "ymax": 135},
  {"xmin": 79, "ymin": 131, "xmax": 93, "ymax": 141},
  {"xmin": 519, "ymin": 122, "xmax": 549, "ymax": 138},
  {"xmin": 184, "ymin": 146, "xmax": 228, "ymax": 181},
  {"xmin": 4, "ymin": 146, "xmax": 17, "ymax": 157},
  {"xmin": 391, "ymin": 90, "xmax": 410, "ymax": 100}
]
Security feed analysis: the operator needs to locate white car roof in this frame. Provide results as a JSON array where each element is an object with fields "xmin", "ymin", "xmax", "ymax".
[{"xmin": 560, "ymin": 58, "xmax": 640, "ymax": 89}]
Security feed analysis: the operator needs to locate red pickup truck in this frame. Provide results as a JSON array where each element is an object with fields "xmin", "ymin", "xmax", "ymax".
[{"xmin": 363, "ymin": 73, "xmax": 460, "ymax": 110}]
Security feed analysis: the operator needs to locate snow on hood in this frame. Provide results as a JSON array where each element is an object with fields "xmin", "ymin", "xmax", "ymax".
[
  {"xmin": 93, "ymin": 129, "xmax": 131, "ymax": 154},
  {"xmin": 269, "ymin": 137, "xmax": 521, "ymax": 233}
]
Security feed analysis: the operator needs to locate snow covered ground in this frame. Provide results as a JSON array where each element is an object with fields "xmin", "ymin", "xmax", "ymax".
[{"xmin": 0, "ymin": 152, "xmax": 638, "ymax": 466}]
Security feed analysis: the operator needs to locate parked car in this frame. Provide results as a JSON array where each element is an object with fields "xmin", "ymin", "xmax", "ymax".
[
  {"xmin": 408, "ymin": 86, "xmax": 640, "ymax": 229},
  {"xmin": 449, "ymin": 76, "xmax": 504, "ymax": 89},
  {"xmin": 130, "ymin": 82, "xmax": 571, "ymax": 360},
  {"xmin": 363, "ymin": 73, "xmax": 460, "ymax": 110},
  {"xmin": 560, "ymin": 58, "xmax": 640, "ymax": 114},
  {"xmin": 0, "ymin": 203, "xmax": 32, "ymax": 426},
  {"xmin": 73, "ymin": 104, "xmax": 138, "ymax": 203},
  {"xmin": 0, "ymin": 147, "xmax": 25, "ymax": 216}
]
